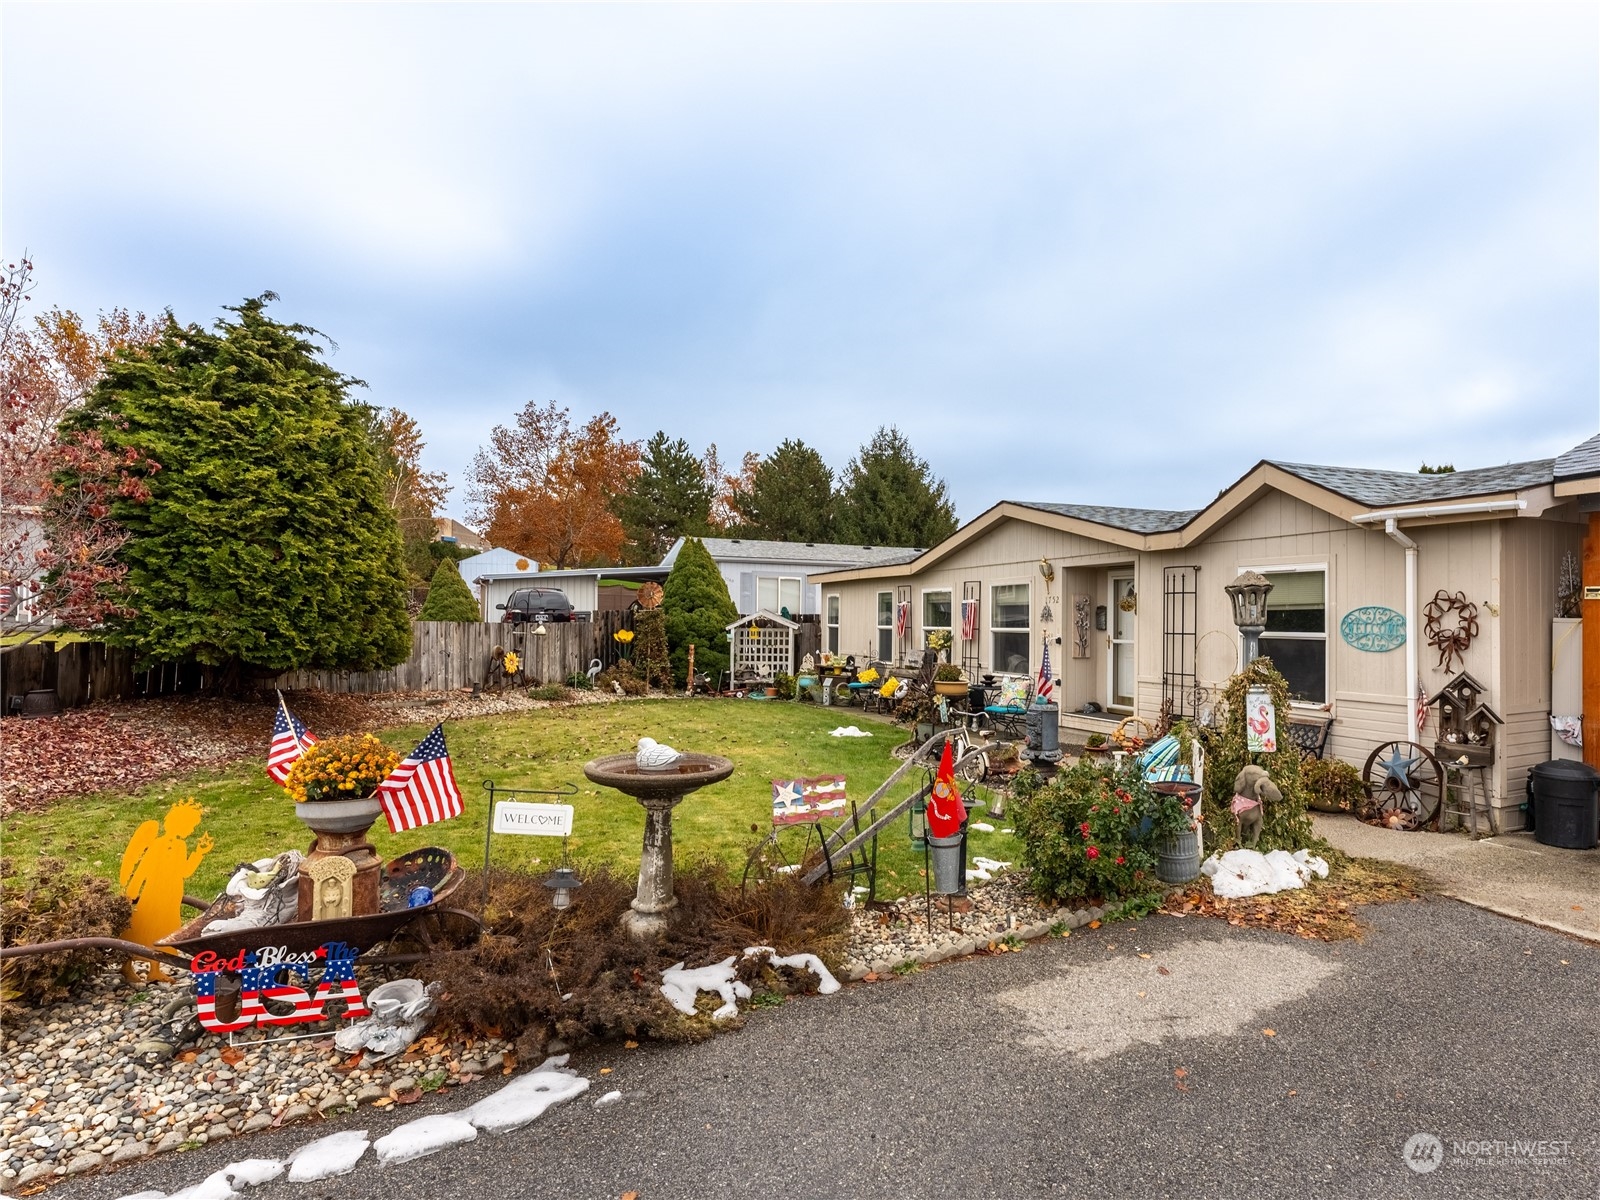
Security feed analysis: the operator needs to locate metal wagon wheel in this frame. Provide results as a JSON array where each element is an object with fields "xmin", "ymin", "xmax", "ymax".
[
  {"xmin": 368, "ymin": 909, "xmax": 483, "ymax": 980},
  {"xmin": 740, "ymin": 823, "xmax": 825, "ymax": 891},
  {"xmin": 1361, "ymin": 740, "xmax": 1444, "ymax": 830}
]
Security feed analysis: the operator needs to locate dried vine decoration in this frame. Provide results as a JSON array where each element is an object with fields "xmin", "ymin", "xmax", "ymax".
[{"xmin": 1422, "ymin": 589, "xmax": 1479, "ymax": 673}]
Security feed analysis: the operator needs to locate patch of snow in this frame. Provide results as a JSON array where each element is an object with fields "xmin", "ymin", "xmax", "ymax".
[
  {"xmin": 829, "ymin": 725, "xmax": 873, "ymax": 737},
  {"xmin": 285, "ymin": 1130, "xmax": 370, "ymax": 1183},
  {"xmin": 661, "ymin": 956, "xmax": 751, "ymax": 1020},
  {"xmin": 1201, "ymin": 848, "xmax": 1328, "ymax": 898},
  {"xmin": 223, "ymin": 1159, "xmax": 284, "ymax": 1188},
  {"xmin": 967, "ymin": 856, "xmax": 1012, "ymax": 882},
  {"xmin": 465, "ymin": 1064, "xmax": 590, "ymax": 1132},
  {"xmin": 115, "ymin": 1192, "xmax": 168, "ymax": 1200},
  {"xmin": 970, "ymin": 821, "xmax": 995, "ymax": 832},
  {"xmin": 742, "ymin": 946, "xmax": 840, "ymax": 995},
  {"xmin": 1001, "ymin": 828, "xmax": 1014, "ymax": 834},
  {"xmin": 163, "ymin": 1171, "xmax": 239, "ymax": 1200},
  {"xmin": 594, "ymin": 1090, "xmax": 623, "ymax": 1107},
  {"xmin": 372, "ymin": 1114, "xmax": 478, "ymax": 1165}
]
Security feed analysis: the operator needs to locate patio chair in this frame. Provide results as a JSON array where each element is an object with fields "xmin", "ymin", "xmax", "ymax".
[{"xmin": 982, "ymin": 677, "xmax": 1032, "ymax": 741}]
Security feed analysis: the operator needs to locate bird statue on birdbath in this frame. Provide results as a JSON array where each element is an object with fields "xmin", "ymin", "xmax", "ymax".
[{"xmin": 636, "ymin": 737, "xmax": 683, "ymax": 771}]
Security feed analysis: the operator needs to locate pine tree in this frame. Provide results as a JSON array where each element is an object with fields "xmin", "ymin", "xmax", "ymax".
[
  {"xmin": 662, "ymin": 536, "xmax": 737, "ymax": 685},
  {"xmin": 612, "ymin": 431, "xmax": 714, "ymax": 563},
  {"xmin": 739, "ymin": 439, "xmax": 835, "ymax": 542},
  {"xmin": 835, "ymin": 426, "xmax": 957, "ymax": 548},
  {"xmin": 418, "ymin": 559, "xmax": 480, "ymax": 622},
  {"xmin": 55, "ymin": 295, "xmax": 412, "ymax": 676}
]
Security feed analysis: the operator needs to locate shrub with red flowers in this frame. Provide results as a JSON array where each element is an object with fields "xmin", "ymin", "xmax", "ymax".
[{"xmin": 1012, "ymin": 755, "xmax": 1163, "ymax": 905}]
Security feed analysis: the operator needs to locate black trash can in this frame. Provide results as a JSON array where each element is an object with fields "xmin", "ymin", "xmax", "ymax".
[{"xmin": 1526, "ymin": 760, "xmax": 1600, "ymax": 850}]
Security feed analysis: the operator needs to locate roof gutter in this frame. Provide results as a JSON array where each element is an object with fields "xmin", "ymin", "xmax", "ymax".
[{"xmin": 1349, "ymin": 499, "xmax": 1526, "ymax": 524}]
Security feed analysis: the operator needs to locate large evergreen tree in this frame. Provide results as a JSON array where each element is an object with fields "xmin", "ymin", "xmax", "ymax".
[
  {"xmin": 54, "ymin": 295, "xmax": 412, "ymax": 675},
  {"xmin": 738, "ymin": 439, "xmax": 835, "ymax": 543},
  {"xmin": 662, "ymin": 536, "xmax": 737, "ymax": 685},
  {"xmin": 612, "ymin": 431, "xmax": 713, "ymax": 564},
  {"xmin": 418, "ymin": 559, "xmax": 480, "ymax": 622},
  {"xmin": 834, "ymin": 426, "xmax": 957, "ymax": 548}
]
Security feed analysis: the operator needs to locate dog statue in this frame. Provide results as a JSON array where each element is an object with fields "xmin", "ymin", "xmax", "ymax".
[{"xmin": 1231, "ymin": 765, "xmax": 1281, "ymax": 848}]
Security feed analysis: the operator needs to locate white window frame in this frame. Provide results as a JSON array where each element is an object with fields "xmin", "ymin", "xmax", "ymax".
[
  {"xmin": 826, "ymin": 593, "xmax": 840, "ymax": 655},
  {"xmin": 756, "ymin": 574, "xmax": 803, "ymax": 616},
  {"xmin": 876, "ymin": 591, "xmax": 894, "ymax": 664},
  {"xmin": 921, "ymin": 587, "xmax": 953, "ymax": 661},
  {"xmin": 989, "ymin": 580, "xmax": 1031, "ymax": 677},
  {"xmin": 1242, "ymin": 562, "xmax": 1330, "ymax": 709}
]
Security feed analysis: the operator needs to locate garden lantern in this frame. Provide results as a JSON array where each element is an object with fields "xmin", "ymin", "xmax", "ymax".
[
  {"xmin": 1225, "ymin": 570, "xmax": 1274, "ymax": 663},
  {"xmin": 909, "ymin": 792, "xmax": 927, "ymax": 846},
  {"xmin": 542, "ymin": 865, "xmax": 582, "ymax": 910}
]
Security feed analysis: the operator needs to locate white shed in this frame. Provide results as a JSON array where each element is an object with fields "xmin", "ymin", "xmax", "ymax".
[{"xmin": 726, "ymin": 611, "xmax": 799, "ymax": 686}]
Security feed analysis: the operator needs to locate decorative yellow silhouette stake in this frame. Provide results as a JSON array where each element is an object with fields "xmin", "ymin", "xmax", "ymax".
[{"xmin": 118, "ymin": 798, "xmax": 213, "ymax": 982}]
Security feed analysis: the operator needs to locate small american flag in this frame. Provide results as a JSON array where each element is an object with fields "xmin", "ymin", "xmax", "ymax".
[
  {"xmin": 1416, "ymin": 682, "xmax": 1430, "ymax": 735},
  {"xmin": 1036, "ymin": 643, "xmax": 1054, "ymax": 703},
  {"xmin": 895, "ymin": 601, "xmax": 909, "ymax": 638},
  {"xmin": 376, "ymin": 723, "xmax": 464, "ymax": 833},
  {"xmin": 267, "ymin": 694, "xmax": 317, "ymax": 785},
  {"xmin": 960, "ymin": 599, "xmax": 979, "ymax": 642}
]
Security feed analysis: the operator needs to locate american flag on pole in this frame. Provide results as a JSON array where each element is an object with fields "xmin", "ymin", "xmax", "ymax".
[
  {"xmin": 376, "ymin": 724, "xmax": 464, "ymax": 833},
  {"xmin": 1036, "ymin": 643, "xmax": 1054, "ymax": 703},
  {"xmin": 267, "ymin": 694, "xmax": 317, "ymax": 785}
]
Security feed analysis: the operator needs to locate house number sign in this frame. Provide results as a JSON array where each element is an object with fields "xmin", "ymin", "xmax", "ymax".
[{"xmin": 1340, "ymin": 606, "xmax": 1406, "ymax": 653}]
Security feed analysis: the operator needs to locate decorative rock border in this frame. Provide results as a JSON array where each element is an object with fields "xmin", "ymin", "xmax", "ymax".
[{"xmin": 840, "ymin": 901, "xmax": 1109, "ymax": 981}]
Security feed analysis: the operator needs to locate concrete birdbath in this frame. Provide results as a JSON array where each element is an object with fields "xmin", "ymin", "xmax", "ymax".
[{"xmin": 583, "ymin": 751, "xmax": 735, "ymax": 940}]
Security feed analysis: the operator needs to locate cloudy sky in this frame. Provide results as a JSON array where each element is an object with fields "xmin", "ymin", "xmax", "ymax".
[{"xmin": 6, "ymin": 3, "xmax": 1596, "ymax": 525}]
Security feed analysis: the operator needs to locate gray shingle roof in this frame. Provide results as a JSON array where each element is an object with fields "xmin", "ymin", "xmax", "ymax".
[
  {"xmin": 691, "ymin": 538, "xmax": 922, "ymax": 566},
  {"xmin": 1008, "ymin": 501, "xmax": 1200, "ymax": 535},
  {"xmin": 1554, "ymin": 434, "xmax": 1600, "ymax": 480},
  {"xmin": 1268, "ymin": 459, "xmax": 1554, "ymax": 507}
]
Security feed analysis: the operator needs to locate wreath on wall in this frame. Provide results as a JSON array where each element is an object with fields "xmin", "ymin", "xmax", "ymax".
[{"xmin": 1422, "ymin": 589, "xmax": 1479, "ymax": 673}]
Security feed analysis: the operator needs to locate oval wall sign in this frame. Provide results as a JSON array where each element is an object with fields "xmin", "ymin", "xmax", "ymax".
[{"xmin": 1340, "ymin": 606, "xmax": 1406, "ymax": 652}]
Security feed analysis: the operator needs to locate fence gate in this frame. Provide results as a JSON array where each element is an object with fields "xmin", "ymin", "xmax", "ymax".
[{"xmin": 1161, "ymin": 565, "xmax": 1201, "ymax": 722}]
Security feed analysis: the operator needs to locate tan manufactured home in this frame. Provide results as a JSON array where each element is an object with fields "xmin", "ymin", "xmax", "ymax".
[{"xmin": 813, "ymin": 448, "xmax": 1594, "ymax": 831}]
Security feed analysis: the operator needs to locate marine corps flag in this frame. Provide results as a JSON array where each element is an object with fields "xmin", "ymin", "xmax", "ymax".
[{"xmin": 926, "ymin": 741, "xmax": 967, "ymax": 839}]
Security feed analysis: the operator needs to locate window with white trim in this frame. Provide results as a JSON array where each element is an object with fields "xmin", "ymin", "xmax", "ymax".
[
  {"xmin": 991, "ymin": 582, "xmax": 1030, "ymax": 674},
  {"xmin": 826, "ymin": 594, "xmax": 840, "ymax": 655},
  {"xmin": 756, "ymin": 575, "xmax": 802, "ymax": 616},
  {"xmin": 923, "ymin": 589, "xmax": 952, "ymax": 660},
  {"xmin": 1256, "ymin": 568, "xmax": 1327, "ymax": 704},
  {"xmin": 876, "ymin": 592, "xmax": 893, "ymax": 663}
]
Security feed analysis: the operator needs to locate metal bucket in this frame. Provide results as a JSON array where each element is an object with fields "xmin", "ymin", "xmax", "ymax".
[
  {"xmin": 1155, "ymin": 829, "xmax": 1202, "ymax": 884},
  {"xmin": 928, "ymin": 834, "xmax": 964, "ymax": 894}
]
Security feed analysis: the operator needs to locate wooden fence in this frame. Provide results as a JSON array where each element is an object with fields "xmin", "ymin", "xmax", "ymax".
[{"xmin": 0, "ymin": 608, "xmax": 820, "ymax": 707}]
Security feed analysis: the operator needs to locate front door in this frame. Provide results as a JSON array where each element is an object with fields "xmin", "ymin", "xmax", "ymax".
[{"xmin": 1109, "ymin": 574, "xmax": 1136, "ymax": 711}]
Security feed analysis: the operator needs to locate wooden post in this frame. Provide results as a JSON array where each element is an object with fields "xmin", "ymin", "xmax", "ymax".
[{"xmin": 1583, "ymin": 512, "xmax": 1600, "ymax": 769}]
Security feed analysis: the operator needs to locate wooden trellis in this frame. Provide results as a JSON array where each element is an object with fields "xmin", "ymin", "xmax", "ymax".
[{"xmin": 727, "ymin": 611, "xmax": 798, "ymax": 683}]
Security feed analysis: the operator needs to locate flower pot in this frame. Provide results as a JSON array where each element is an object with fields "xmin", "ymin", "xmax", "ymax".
[
  {"xmin": 295, "ymin": 796, "xmax": 384, "ymax": 917},
  {"xmin": 764, "ymin": 687, "xmax": 778, "ymax": 698},
  {"xmin": 1154, "ymin": 829, "xmax": 1202, "ymax": 884},
  {"xmin": 934, "ymin": 680, "xmax": 967, "ymax": 698}
]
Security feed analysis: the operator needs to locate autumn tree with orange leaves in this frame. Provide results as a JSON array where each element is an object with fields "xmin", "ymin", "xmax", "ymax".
[
  {"xmin": 466, "ymin": 400, "xmax": 640, "ymax": 569},
  {"xmin": 1, "ymin": 256, "xmax": 163, "ymax": 638}
]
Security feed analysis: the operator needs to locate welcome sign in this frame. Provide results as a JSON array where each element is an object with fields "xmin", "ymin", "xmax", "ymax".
[{"xmin": 1340, "ymin": 606, "xmax": 1406, "ymax": 653}]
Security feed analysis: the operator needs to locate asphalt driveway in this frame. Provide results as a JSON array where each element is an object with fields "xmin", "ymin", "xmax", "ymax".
[{"xmin": 56, "ymin": 898, "xmax": 1600, "ymax": 1200}]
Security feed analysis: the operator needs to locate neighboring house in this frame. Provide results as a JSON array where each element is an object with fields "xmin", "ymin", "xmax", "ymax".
[
  {"xmin": 659, "ymin": 538, "xmax": 922, "ymax": 632},
  {"xmin": 0, "ymin": 505, "xmax": 52, "ymax": 631},
  {"xmin": 463, "ymin": 537, "xmax": 922, "ymax": 632},
  {"xmin": 813, "ymin": 446, "xmax": 1594, "ymax": 832},
  {"xmin": 433, "ymin": 517, "xmax": 490, "ymax": 552},
  {"xmin": 457, "ymin": 547, "xmax": 543, "ymax": 619}
]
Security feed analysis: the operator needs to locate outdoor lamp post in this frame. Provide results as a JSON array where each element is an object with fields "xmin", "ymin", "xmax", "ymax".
[
  {"xmin": 542, "ymin": 865, "xmax": 583, "ymax": 910},
  {"xmin": 1225, "ymin": 570, "xmax": 1274, "ymax": 664}
]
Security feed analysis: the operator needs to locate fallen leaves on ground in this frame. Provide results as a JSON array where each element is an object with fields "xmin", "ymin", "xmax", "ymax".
[
  {"xmin": 1158, "ymin": 857, "xmax": 1431, "ymax": 941},
  {"xmin": 1262, "ymin": 1028, "xmax": 1276, "ymax": 1037}
]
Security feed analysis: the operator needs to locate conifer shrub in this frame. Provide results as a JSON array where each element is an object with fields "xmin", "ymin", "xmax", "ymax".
[
  {"xmin": 418, "ymin": 559, "xmax": 481, "ymax": 622},
  {"xmin": 662, "ymin": 537, "xmax": 736, "ymax": 686}
]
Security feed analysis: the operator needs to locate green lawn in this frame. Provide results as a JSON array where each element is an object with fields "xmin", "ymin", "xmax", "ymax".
[{"xmin": 4, "ymin": 699, "xmax": 1019, "ymax": 902}]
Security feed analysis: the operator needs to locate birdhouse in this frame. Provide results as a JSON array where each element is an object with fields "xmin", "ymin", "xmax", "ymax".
[{"xmin": 1426, "ymin": 671, "xmax": 1500, "ymax": 766}]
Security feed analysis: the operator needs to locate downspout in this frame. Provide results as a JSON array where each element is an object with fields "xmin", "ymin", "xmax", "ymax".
[{"xmin": 1383, "ymin": 519, "xmax": 1420, "ymax": 745}]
